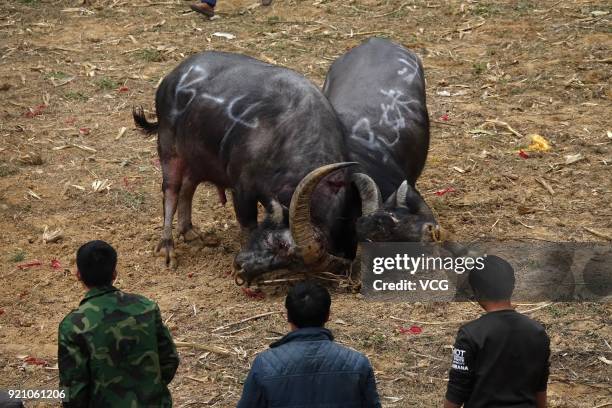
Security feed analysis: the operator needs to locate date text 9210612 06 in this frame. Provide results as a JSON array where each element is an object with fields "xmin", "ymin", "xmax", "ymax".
[{"xmin": 6, "ymin": 389, "xmax": 68, "ymax": 401}]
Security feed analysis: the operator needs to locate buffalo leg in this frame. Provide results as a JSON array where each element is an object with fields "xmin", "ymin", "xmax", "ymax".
[
  {"xmin": 177, "ymin": 179, "xmax": 222, "ymax": 247},
  {"xmin": 156, "ymin": 158, "xmax": 183, "ymax": 269},
  {"xmin": 177, "ymin": 177, "xmax": 200, "ymax": 242},
  {"xmin": 232, "ymin": 189, "xmax": 257, "ymax": 247}
]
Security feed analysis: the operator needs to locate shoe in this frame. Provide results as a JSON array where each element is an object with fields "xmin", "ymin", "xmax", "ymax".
[
  {"xmin": 190, "ymin": 2, "xmax": 215, "ymax": 17},
  {"xmin": 261, "ymin": 0, "xmax": 272, "ymax": 5}
]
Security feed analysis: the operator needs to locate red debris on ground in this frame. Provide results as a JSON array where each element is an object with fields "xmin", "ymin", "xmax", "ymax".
[
  {"xmin": 439, "ymin": 113, "xmax": 450, "ymax": 121},
  {"xmin": 518, "ymin": 149, "xmax": 529, "ymax": 159},
  {"xmin": 79, "ymin": 127, "xmax": 91, "ymax": 135},
  {"xmin": 0, "ymin": 309, "xmax": 4, "ymax": 316},
  {"xmin": 399, "ymin": 325, "xmax": 423, "ymax": 335},
  {"xmin": 242, "ymin": 287, "xmax": 265, "ymax": 300},
  {"xmin": 434, "ymin": 187, "xmax": 456, "ymax": 196},
  {"xmin": 24, "ymin": 356, "xmax": 49, "ymax": 367},
  {"xmin": 51, "ymin": 259, "xmax": 61, "ymax": 269},
  {"xmin": 118, "ymin": 86, "xmax": 129, "ymax": 93},
  {"xmin": 17, "ymin": 260, "xmax": 42, "ymax": 270},
  {"xmin": 65, "ymin": 117, "xmax": 76, "ymax": 125},
  {"xmin": 24, "ymin": 104, "xmax": 47, "ymax": 118},
  {"xmin": 187, "ymin": 272, "xmax": 194, "ymax": 278}
]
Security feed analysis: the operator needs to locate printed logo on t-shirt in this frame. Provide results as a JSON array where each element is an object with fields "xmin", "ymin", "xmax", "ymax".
[{"xmin": 451, "ymin": 348, "xmax": 469, "ymax": 371}]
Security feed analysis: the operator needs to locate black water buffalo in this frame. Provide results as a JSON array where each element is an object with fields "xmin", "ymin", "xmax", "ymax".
[
  {"xmin": 323, "ymin": 38, "xmax": 440, "ymax": 243},
  {"xmin": 133, "ymin": 51, "xmax": 356, "ymax": 283}
]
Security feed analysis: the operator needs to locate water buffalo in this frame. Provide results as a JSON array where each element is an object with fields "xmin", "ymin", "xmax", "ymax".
[
  {"xmin": 133, "ymin": 51, "xmax": 356, "ymax": 283},
  {"xmin": 323, "ymin": 38, "xmax": 441, "ymax": 243}
]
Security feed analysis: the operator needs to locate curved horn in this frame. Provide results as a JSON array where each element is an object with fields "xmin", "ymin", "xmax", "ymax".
[
  {"xmin": 395, "ymin": 180, "xmax": 433, "ymax": 216},
  {"xmin": 289, "ymin": 162, "xmax": 358, "ymax": 264},
  {"xmin": 395, "ymin": 180, "xmax": 409, "ymax": 208},
  {"xmin": 352, "ymin": 173, "xmax": 382, "ymax": 216}
]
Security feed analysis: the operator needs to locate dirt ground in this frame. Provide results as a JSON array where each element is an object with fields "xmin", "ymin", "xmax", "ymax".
[{"xmin": 0, "ymin": 0, "xmax": 611, "ymax": 406}]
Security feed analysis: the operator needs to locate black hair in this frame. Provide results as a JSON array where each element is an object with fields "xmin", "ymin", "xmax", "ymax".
[
  {"xmin": 285, "ymin": 281, "xmax": 331, "ymax": 328},
  {"xmin": 469, "ymin": 255, "xmax": 515, "ymax": 301},
  {"xmin": 76, "ymin": 240, "xmax": 117, "ymax": 287}
]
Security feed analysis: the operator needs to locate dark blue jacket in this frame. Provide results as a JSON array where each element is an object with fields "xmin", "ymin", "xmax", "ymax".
[{"xmin": 237, "ymin": 327, "xmax": 381, "ymax": 408}]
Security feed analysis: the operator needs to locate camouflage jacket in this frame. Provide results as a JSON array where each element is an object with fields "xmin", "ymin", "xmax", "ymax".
[{"xmin": 58, "ymin": 286, "xmax": 179, "ymax": 408}]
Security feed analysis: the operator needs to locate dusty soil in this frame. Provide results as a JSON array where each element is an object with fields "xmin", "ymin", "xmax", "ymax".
[{"xmin": 0, "ymin": 0, "xmax": 611, "ymax": 406}]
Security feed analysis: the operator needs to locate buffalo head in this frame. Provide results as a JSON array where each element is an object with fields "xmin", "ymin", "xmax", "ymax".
[
  {"xmin": 352, "ymin": 173, "xmax": 442, "ymax": 243},
  {"xmin": 234, "ymin": 163, "xmax": 355, "ymax": 284}
]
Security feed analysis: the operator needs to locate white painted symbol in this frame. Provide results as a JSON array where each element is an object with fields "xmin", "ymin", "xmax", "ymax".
[
  {"xmin": 219, "ymin": 96, "xmax": 263, "ymax": 155},
  {"xmin": 226, "ymin": 96, "xmax": 260, "ymax": 129},
  {"xmin": 171, "ymin": 65, "xmax": 228, "ymax": 119},
  {"xmin": 171, "ymin": 65, "xmax": 261, "ymax": 141},
  {"xmin": 349, "ymin": 117, "xmax": 392, "ymax": 164},
  {"xmin": 396, "ymin": 56, "xmax": 421, "ymax": 83},
  {"xmin": 174, "ymin": 66, "xmax": 206, "ymax": 112},
  {"xmin": 201, "ymin": 93, "xmax": 225, "ymax": 104},
  {"xmin": 351, "ymin": 117, "xmax": 376, "ymax": 144},
  {"xmin": 378, "ymin": 89, "xmax": 420, "ymax": 145}
]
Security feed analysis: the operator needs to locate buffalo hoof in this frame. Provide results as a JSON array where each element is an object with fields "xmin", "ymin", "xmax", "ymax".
[
  {"xmin": 155, "ymin": 239, "xmax": 178, "ymax": 269},
  {"xmin": 232, "ymin": 259, "xmax": 246, "ymax": 286},
  {"xmin": 180, "ymin": 227, "xmax": 221, "ymax": 247}
]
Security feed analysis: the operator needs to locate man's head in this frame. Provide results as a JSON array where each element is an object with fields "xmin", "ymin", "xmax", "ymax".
[
  {"xmin": 76, "ymin": 240, "xmax": 117, "ymax": 288},
  {"xmin": 469, "ymin": 255, "xmax": 515, "ymax": 309},
  {"xmin": 285, "ymin": 281, "xmax": 331, "ymax": 329}
]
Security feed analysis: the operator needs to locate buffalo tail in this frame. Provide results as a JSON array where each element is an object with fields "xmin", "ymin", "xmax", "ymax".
[{"xmin": 132, "ymin": 106, "xmax": 159, "ymax": 135}]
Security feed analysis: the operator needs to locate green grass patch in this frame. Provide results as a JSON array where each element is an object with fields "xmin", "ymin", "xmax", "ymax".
[
  {"xmin": 473, "ymin": 61, "xmax": 487, "ymax": 75},
  {"xmin": 509, "ymin": 86, "xmax": 525, "ymax": 96},
  {"xmin": 10, "ymin": 250, "xmax": 26, "ymax": 263},
  {"xmin": 64, "ymin": 91, "xmax": 89, "ymax": 102},
  {"xmin": 361, "ymin": 332, "xmax": 387, "ymax": 350},
  {"xmin": 134, "ymin": 48, "xmax": 163, "ymax": 62},
  {"xmin": 515, "ymin": 1, "xmax": 535, "ymax": 13},
  {"xmin": 115, "ymin": 190, "xmax": 145, "ymax": 210},
  {"xmin": 0, "ymin": 163, "xmax": 18, "ymax": 177},
  {"xmin": 45, "ymin": 71, "xmax": 70, "ymax": 80},
  {"xmin": 472, "ymin": 4, "xmax": 502, "ymax": 16},
  {"xmin": 97, "ymin": 77, "xmax": 119, "ymax": 91},
  {"xmin": 549, "ymin": 304, "xmax": 574, "ymax": 318}
]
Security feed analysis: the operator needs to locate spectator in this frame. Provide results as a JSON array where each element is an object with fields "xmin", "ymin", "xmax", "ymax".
[
  {"xmin": 0, "ymin": 391, "xmax": 23, "ymax": 408},
  {"xmin": 445, "ymin": 255, "xmax": 551, "ymax": 408},
  {"xmin": 58, "ymin": 240, "xmax": 179, "ymax": 408},
  {"xmin": 191, "ymin": 0, "xmax": 272, "ymax": 18},
  {"xmin": 237, "ymin": 281, "xmax": 381, "ymax": 408}
]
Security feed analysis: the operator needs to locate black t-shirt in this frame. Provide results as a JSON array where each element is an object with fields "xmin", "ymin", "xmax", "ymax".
[{"xmin": 446, "ymin": 309, "xmax": 550, "ymax": 408}]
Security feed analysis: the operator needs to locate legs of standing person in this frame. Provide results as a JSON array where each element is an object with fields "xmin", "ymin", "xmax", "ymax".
[
  {"xmin": 191, "ymin": 0, "xmax": 272, "ymax": 17},
  {"xmin": 190, "ymin": 0, "xmax": 215, "ymax": 17}
]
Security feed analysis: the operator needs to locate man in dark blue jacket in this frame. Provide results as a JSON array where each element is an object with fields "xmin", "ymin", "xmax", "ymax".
[{"xmin": 237, "ymin": 282, "xmax": 381, "ymax": 408}]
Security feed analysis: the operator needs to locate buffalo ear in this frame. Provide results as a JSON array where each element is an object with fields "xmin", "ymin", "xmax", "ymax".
[{"xmin": 395, "ymin": 180, "xmax": 433, "ymax": 216}]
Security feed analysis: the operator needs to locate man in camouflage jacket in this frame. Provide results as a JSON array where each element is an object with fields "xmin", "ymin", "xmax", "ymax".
[{"xmin": 58, "ymin": 240, "xmax": 179, "ymax": 407}]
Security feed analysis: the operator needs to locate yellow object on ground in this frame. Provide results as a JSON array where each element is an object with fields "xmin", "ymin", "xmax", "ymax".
[{"xmin": 527, "ymin": 134, "xmax": 551, "ymax": 152}]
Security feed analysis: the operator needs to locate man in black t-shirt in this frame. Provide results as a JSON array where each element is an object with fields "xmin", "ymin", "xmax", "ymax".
[{"xmin": 444, "ymin": 255, "xmax": 551, "ymax": 408}]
